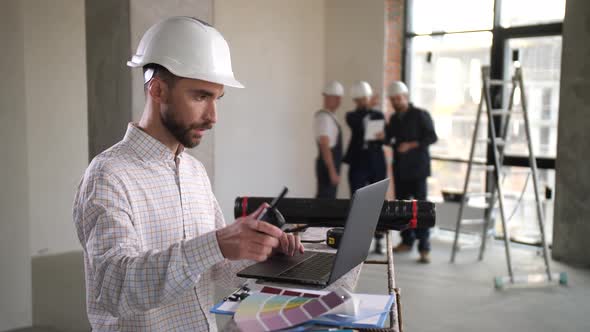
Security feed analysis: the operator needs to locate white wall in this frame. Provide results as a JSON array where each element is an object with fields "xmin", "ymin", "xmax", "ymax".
[
  {"xmin": 325, "ymin": 0, "xmax": 387, "ymax": 198},
  {"xmin": 130, "ymin": 0, "xmax": 216, "ymax": 179},
  {"xmin": 22, "ymin": 0, "xmax": 88, "ymax": 256},
  {"xmin": 0, "ymin": 2, "xmax": 32, "ymax": 329},
  {"xmin": 0, "ymin": 1, "xmax": 88, "ymax": 328},
  {"xmin": 213, "ymin": 0, "xmax": 325, "ymax": 220}
]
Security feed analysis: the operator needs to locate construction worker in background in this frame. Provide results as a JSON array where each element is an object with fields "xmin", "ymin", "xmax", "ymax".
[
  {"xmin": 314, "ymin": 81, "xmax": 344, "ymax": 199},
  {"xmin": 73, "ymin": 17, "xmax": 303, "ymax": 331},
  {"xmin": 343, "ymin": 81, "xmax": 387, "ymax": 254},
  {"xmin": 369, "ymin": 93, "xmax": 381, "ymax": 110},
  {"xmin": 386, "ymin": 81, "xmax": 437, "ymax": 264}
]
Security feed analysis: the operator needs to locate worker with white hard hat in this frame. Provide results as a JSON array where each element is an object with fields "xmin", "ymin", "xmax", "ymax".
[
  {"xmin": 343, "ymin": 81, "xmax": 387, "ymax": 254},
  {"xmin": 386, "ymin": 81, "xmax": 438, "ymax": 263},
  {"xmin": 74, "ymin": 17, "xmax": 302, "ymax": 330},
  {"xmin": 314, "ymin": 80, "xmax": 344, "ymax": 199}
]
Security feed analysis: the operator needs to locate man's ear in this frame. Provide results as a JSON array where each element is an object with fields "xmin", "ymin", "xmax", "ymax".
[{"xmin": 147, "ymin": 78, "xmax": 168, "ymax": 103}]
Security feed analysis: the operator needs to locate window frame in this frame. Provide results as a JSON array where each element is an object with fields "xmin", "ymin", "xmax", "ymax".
[
  {"xmin": 402, "ymin": 0, "xmax": 564, "ymax": 245},
  {"xmin": 403, "ymin": 0, "xmax": 562, "ymax": 171}
]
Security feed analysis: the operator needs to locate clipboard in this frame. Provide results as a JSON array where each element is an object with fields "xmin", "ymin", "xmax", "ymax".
[{"xmin": 364, "ymin": 119, "xmax": 385, "ymax": 141}]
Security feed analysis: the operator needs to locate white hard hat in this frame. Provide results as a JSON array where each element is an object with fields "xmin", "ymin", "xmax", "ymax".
[
  {"xmin": 127, "ymin": 16, "xmax": 244, "ymax": 88},
  {"xmin": 388, "ymin": 81, "xmax": 409, "ymax": 97},
  {"xmin": 350, "ymin": 81, "xmax": 373, "ymax": 99},
  {"xmin": 323, "ymin": 80, "xmax": 344, "ymax": 96}
]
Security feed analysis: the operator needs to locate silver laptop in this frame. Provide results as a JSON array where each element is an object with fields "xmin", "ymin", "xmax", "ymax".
[{"xmin": 237, "ymin": 179, "xmax": 389, "ymax": 286}]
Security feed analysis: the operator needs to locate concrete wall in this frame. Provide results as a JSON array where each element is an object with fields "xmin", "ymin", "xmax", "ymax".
[
  {"xmin": 22, "ymin": 0, "xmax": 88, "ymax": 257},
  {"xmin": 552, "ymin": 0, "xmax": 590, "ymax": 267},
  {"xmin": 86, "ymin": 0, "xmax": 132, "ymax": 160},
  {"xmin": 213, "ymin": 0, "xmax": 325, "ymax": 220},
  {"xmin": 0, "ymin": 1, "xmax": 31, "ymax": 329},
  {"xmin": 130, "ymin": 0, "xmax": 216, "ymax": 178},
  {"xmin": 325, "ymin": 0, "xmax": 387, "ymax": 198}
]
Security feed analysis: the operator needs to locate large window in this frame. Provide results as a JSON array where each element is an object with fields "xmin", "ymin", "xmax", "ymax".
[
  {"xmin": 410, "ymin": 0, "xmax": 494, "ymax": 34},
  {"xmin": 500, "ymin": 0, "xmax": 566, "ymax": 28},
  {"xmin": 409, "ymin": 32, "xmax": 492, "ymax": 162},
  {"xmin": 405, "ymin": 0, "xmax": 565, "ymax": 243},
  {"xmin": 503, "ymin": 36, "xmax": 562, "ymax": 158}
]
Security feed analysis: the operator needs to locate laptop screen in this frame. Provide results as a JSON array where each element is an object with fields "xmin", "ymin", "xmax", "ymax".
[{"xmin": 328, "ymin": 178, "xmax": 390, "ymax": 283}]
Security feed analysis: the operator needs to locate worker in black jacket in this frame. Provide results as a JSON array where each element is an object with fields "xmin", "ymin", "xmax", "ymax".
[
  {"xmin": 343, "ymin": 81, "xmax": 387, "ymax": 254},
  {"xmin": 386, "ymin": 81, "xmax": 438, "ymax": 263}
]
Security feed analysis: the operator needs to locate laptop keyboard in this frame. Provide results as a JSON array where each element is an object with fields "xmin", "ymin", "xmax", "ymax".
[{"xmin": 278, "ymin": 252, "xmax": 335, "ymax": 280}]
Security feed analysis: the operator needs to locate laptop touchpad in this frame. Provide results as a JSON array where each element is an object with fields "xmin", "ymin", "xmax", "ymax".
[{"xmin": 238, "ymin": 251, "xmax": 314, "ymax": 277}]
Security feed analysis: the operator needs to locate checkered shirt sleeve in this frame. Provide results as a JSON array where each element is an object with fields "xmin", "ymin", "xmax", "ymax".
[{"xmin": 78, "ymin": 168, "xmax": 225, "ymax": 317}]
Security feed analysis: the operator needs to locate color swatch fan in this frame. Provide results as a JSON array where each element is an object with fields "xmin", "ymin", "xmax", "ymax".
[{"xmin": 234, "ymin": 288, "xmax": 352, "ymax": 331}]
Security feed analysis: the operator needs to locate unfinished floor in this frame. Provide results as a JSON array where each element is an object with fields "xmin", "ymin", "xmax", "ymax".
[{"xmin": 357, "ymin": 234, "xmax": 590, "ymax": 332}]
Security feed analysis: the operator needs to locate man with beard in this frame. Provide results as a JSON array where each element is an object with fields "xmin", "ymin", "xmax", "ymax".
[
  {"xmin": 386, "ymin": 81, "xmax": 437, "ymax": 264},
  {"xmin": 73, "ymin": 17, "xmax": 303, "ymax": 331}
]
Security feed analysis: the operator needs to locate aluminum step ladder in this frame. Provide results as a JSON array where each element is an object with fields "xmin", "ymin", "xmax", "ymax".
[{"xmin": 449, "ymin": 65, "xmax": 567, "ymax": 289}]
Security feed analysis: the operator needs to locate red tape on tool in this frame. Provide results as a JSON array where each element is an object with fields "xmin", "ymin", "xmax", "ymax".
[
  {"xmin": 409, "ymin": 200, "xmax": 417, "ymax": 229},
  {"xmin": 242, "ymin": 197, "xmax": 248, "ymax": 217}
]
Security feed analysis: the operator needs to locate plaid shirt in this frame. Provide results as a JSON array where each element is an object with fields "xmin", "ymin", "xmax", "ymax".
[{"xmin": 73, "ymin": 124, "xmax": 248, "ymax": 331}]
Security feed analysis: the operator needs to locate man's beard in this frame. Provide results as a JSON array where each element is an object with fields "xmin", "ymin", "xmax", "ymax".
[
  {"xmin": 161, "ymin": 107, "xmax": 212, "ymax": 149},
  {"xmin": 393, "ymin": 102, "xmax": 407, "ymax": 112}
]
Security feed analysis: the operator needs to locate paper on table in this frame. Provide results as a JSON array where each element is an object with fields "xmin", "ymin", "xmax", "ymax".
[
  {"xmin": 211, "ymin": 286, "xmax": 395, "ymax": 329},
  {"xmin": 313, "ymin": 293, "xmax": 393, "ymax": 327},
  {"xmin": 214, "ymin": 300, "xmax": 242, "ymax": 314},
  {"xmin": 364, "ymin": 119, "xmax": 385, "ymax": 141}
]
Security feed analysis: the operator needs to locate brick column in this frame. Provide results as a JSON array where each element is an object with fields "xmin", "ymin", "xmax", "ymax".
[{"xmin": 383, "ymin": 0, "xmax": 405, "ymax": 116}]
